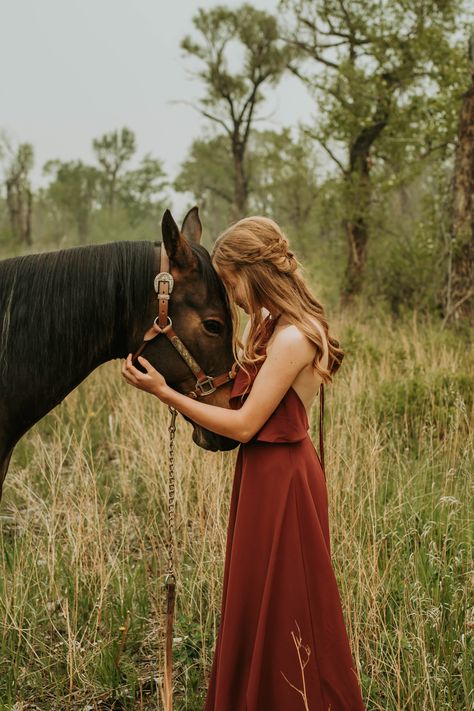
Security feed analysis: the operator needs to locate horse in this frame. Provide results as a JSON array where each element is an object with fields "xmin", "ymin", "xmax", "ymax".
[{"xmin": 0, "ymin": 206, "xmax": 238, "ymax": 500}]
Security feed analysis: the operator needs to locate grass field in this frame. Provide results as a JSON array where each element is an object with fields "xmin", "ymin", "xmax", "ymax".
[{"xmin": 0, "ymin": 308, "xmax": 472, "ymax": 710}]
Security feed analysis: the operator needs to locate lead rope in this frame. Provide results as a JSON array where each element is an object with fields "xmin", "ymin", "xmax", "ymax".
[
  {"xmin": 319, "ymin": 383, "xmax": 325, "ymax": 477},
  {"xmin": 161, "ymin": 405, "xmax": 177, "ymax": 711}
]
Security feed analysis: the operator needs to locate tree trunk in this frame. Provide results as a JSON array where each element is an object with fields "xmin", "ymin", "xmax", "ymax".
[
  {"xmin": 342, "ymin": 201, "xmax": 370, "ymax": 302},
  {"xmin": 232, "ymin": 142, "xmax": 248, "ymax": 220},
  {"xmin": 6, "ymin": 177, "xmax": 33, "ymax": 246},
  {"xmin": 341, "ymin": 141, "xmax": 373, "ymax": 304},
  {"xmin": 446, "ymin": 68, "xmax": 474, "ymax": 321},
  {"xmin": 341, "ymin": 117, "xmax": 388, "ymax": 305},
  {"xmin": 6, "ymin": 177, "xmax": 21, "ymax": 241},
  {"xmin": 24, "ymin": 187, "xmax": 32, "ymax": 246},
  {"xmin": 109, "ymin": 168, "xmax": 118, "ymax": 212}
]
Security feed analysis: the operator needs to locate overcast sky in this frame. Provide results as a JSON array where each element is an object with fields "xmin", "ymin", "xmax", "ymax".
[{"xmin": 1, "ymin": 0, "xmax": 312, "ymax": 214}]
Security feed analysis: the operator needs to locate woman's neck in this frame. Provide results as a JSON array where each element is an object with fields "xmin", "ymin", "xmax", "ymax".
[{"xmin": 261, "ymin": 306, "xmax": 282, "ymax": 321}]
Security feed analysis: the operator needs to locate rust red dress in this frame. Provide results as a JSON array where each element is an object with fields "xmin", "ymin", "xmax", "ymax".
[{"xmin": 203, "ymin": 316, "xmax": 366, "ymax": 710}]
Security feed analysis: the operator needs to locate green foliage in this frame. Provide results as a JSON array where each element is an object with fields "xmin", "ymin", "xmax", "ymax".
[
  {"xmin": 43, "ymin": 160, "xmax": 100, "ymax": 242},
  {"xmin": 93, "ymin": 127, "xmax": 137, "ymax": 211},
  {"xmin": 283, "ymin": 0, "xmax": 469, "ymax": 174},
  {"xmin": 364, "ymin": 369, "xmax": 473, "ymax": 445},
  {"xmin": 7, "ymin": 142, "xmax": 34, "ymax": 177},
  {"xmin": 0, "ymin": 128, "xmax": 169, "ymax": 251},
  {"xmin": 365, "ymin": 155, "xmax": 454, "ymax": 314},
  {"xmin": 247, "ymin": 128, "xmax": 319, "ymax": 235},
  {"xmin": 0, "ymin": 140, "xmax": 35, "ymax": 245},
  {"xmin": 175, "ymin": 127, "xmax": 321, "ymax": 252},
  {"xmin": 181, "ymin": 3, "xmax": 293, "ymax": 216},
  {"xmin": 118, "ymin": 154, "xmax": 168, "ymax": 226},
  {"xmin": 367, "ymin": 220, "xmax": 443, "ymax": 315},
  {"xmin": 280, "ymin": 0, "xmax": 472, "ymax": 298},
  {"xmin": 181, "ymin": 4, "xmax": 290, "ymax": 109},
  {"xmin": 174, "ymin": 132, "xmax": 234, "ymax": 242}
]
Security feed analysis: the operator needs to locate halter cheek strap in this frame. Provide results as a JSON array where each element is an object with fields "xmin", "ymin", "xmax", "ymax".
[{"xmin": 132, "ymin": 242, "xmax": 237, "ymax": 399}]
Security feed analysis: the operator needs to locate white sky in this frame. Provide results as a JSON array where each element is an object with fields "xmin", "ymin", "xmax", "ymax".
[{"xmin": 1, "ymin": 0, "xmax": 312, "ymax": 213}]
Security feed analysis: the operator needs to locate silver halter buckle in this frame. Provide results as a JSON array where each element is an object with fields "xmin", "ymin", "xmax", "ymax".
[
  {"xmin": 195, "ymin": 376, "xmax": 216, "ymax": 396},
  {"xmin": 154, "ymin": 272, "xmax": 174, "ymax": 293}
]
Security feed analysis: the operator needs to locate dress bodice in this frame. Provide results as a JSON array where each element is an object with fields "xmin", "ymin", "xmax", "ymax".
[{"xmin": 229, "ymin": 315, "xmax": 310, "ymax": 444}]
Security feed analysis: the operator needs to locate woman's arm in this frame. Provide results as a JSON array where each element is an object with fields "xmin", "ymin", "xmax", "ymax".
[{"xmin": 122, "ymin": 324, "xmax": 315, "ymax": 443}]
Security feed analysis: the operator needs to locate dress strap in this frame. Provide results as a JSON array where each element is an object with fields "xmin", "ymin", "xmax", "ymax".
[{"xmin": 319, "ymin": 383, "xmax": 325, "ymax": 477}]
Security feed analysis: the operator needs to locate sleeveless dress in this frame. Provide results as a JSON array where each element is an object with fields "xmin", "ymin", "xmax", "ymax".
[{"xmin": 203, "ymin": 316, "xmax": 366, "ymax": 711}]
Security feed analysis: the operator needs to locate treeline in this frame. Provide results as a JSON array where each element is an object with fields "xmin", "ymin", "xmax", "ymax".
[
  {"xmin": 1, "ymin": 0, "xmax": 473, "ymax": 322},
  {"xmin": 0, "ymin": 127, "xmax": 167, "ymax": 249}
]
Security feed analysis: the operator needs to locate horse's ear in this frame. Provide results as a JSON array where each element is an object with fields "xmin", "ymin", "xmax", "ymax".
[
  {"xmin": 161, "ymin": 209, "xmax": 194, "ymax": 269},
  {"xmin": 181, "ymin": 205, "xmax": 202, "ymax": 244}
]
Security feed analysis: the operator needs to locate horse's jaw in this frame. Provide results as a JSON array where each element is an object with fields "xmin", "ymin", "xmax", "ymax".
[{"xmin": 191, "ymin": 426, "xmax": 239, "ymax": 452}]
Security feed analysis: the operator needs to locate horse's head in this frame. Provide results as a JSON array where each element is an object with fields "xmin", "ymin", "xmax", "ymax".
[{"xmin": 134, "ymin": 206, "xmax": 239, "ymax": 452}]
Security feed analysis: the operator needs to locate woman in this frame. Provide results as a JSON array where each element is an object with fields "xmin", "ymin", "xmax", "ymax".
[{"xmin": 122, "ymin": 216, "xmax": 366, "ymax": 710}]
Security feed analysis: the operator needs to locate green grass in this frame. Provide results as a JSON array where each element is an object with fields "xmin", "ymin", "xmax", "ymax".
[{"xmin": 0, "ymin": 309, "xmax": 472, "ymax": 710}]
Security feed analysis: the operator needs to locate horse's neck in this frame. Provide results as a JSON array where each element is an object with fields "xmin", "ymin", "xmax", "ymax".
[{"xmin": 0, "ymin": 243, "xmax": 156, "ymax": 440}]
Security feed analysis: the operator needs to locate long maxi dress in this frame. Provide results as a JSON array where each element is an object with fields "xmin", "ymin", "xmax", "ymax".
[{"xmin": 203, "ymin": 315, "xmax": 366, "ymax": 711}]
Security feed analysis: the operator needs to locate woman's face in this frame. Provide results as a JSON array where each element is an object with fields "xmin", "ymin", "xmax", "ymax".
[{"xmin": 221, "ymin": 269, "xmax": 249, "ymax": 313}]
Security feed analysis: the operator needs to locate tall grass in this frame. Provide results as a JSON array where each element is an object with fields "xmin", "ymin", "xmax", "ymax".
[{"xmin": 0, "ymin": 309, "xmax": 472, "ymax": 710}]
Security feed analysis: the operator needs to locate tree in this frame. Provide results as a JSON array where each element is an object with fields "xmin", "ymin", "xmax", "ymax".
[
  {"xmin": 175, "ymin": 128, "xmax": 320, "ymax": 250},
  {"xmin": 42, "ymin": 132, "xmax": 167, "ymax": 244},
  {"xmin": 281, "ymin": 0, "xmax": 466, "ymax": 303},
  {"xmin": 92, "ymin": 127, "xmax": 136, "ymax": 211},
  {"xmin": 181, "ymin": 4, "xmax": 291, "ymax": 219},
  {"xmin": 247, "ymin": 128, "xmax": 319, "ymax": 254},
  {"xmin": 43, "ymin": 160, "xmax": 100, "ymax": 242},
  {"xmin": 118, "ymin": 154, "xmax": 168, "ymax": 226},
  {"xmin": 4, "ymin": 142, "xmax": 34, "ymax": 246},
  {"xmin": 174, "ymin": 133, "xmax": 235, "ymax": 239},
  {"xmin": 445, "ymin": 32, "xmax": 474, "ymax": 322}
]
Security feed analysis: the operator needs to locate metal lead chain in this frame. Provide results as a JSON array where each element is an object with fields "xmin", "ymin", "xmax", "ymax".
[
  {"xmin": 165, "ymin": 406, "xmax": 177, "ymax": 583},
  {"xmin": 162, "ymin": 405, "xmax": 178, "ymax": 711}
]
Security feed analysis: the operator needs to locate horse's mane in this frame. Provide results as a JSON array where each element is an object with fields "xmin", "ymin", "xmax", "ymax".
[{"xmin": 0, "ymin": 240, "xmax": 223, "ymax": 383}]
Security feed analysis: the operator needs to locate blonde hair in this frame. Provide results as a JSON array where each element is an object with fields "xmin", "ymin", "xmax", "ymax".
[{"xmin": 211, "ymin": 215, "xmax": 344, "ymax": 384}]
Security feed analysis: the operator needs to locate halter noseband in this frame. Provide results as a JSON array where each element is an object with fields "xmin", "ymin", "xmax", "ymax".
[{"xmin": 132, "ymin": 242, "xmax": 237, "ymax": 399}]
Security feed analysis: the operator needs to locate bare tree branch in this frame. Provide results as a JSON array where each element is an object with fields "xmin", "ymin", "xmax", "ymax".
[
  {"xmin": 441, "ymin": 287, "xmax": 474, "ymax": 327},
  {"xmin": 168, "ymin": 99, "xmax": 233, "ymax": 136},
  {"xmin": 303, "ymin": 128, "xmax": 347, "ymax": 175}
]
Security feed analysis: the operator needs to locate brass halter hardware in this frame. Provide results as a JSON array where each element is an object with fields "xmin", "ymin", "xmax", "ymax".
[{"xmin": 131, "ymin": 242, "xmax": 237, "ymax": 398}]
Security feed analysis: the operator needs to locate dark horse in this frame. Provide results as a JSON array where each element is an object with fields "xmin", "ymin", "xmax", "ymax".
[{"xmin": 0, "ymin": 207, "xmax": 239, "ymax": 500}]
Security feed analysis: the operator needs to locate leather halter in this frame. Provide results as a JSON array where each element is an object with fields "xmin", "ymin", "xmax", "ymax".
[{"xmin": 132, "ymin": 242, "xmax": 237, "ymax": 399}]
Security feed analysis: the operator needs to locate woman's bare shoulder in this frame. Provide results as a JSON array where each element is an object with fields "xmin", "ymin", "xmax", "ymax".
[{"xmin": 271, "ymin": 315, "xmax": 329, "ymax": 368}]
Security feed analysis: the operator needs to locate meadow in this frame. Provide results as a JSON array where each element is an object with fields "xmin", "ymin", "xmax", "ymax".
[{"xmin": 0, "ymin": 304, "xmax": 472, "ymax": 710}]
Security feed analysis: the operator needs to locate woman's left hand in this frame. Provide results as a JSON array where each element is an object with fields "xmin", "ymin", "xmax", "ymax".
[{"xmin": 121, "ymin": 354, "xmax": 170, "ymax": 401}]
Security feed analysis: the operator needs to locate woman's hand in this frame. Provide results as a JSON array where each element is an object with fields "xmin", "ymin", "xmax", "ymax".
[{"xmin": 121, "ymin": 354, "xmax": 170, "ymax": 402}]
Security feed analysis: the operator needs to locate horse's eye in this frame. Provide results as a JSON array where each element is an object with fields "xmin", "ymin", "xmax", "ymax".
[{"xmin": 203, "ymin": 319, "xmax": 223, "ymax": 335}]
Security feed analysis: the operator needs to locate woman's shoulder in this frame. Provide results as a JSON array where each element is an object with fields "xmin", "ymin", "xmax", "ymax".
[
  {"xmin": 270, "ymin": 315, "xmax": 329, "ymax": 368},
  {"xmin": 269, "ymin": 318, "xmax": 314, "ymax": 356}
]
